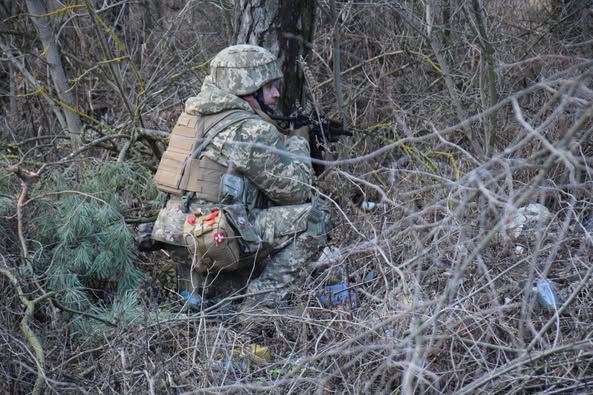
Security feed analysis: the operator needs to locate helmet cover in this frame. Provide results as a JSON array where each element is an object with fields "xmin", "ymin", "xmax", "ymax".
[{"xmin": 210, "ymin": 44, "xmax": 282, "ymax": 96}]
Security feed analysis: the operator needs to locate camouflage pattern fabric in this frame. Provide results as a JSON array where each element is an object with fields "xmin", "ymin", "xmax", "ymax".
[
  {"xmin": 241, "ymin": 231, "xmax": 326, "ymax": 309},
  {"xmin": 154, "ymin": 49, "xmax": 328, "ymax": 307},
  {"xmin": 156, "ymin": 197, "xmax": 331, "ymax": 303},
  {"xmin": 186, "ymin": 77, "xmax": 312, "ymax": 205},
  {"xmin": 152, "ymin": 196, "xmax": 218, "ymax": 246},
  {"xmin": 250, "ymin": 204, "xmax": 311, "ymax": 248},
  {"xmin": 241, "ymin": 198, "xmax": 331, "ymax": 308},
  {"xmin": 208, "ymin": 45, "xmax": 282, "ymax": 96}
]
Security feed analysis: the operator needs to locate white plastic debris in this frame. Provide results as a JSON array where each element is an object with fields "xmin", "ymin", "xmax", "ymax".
[
  {"xmin": 360, "ymin": 200, "xmax": 380, "ymax": 211},
  {"xmin": 506, "ymin": 203, "xmax": 551, "ymax": 239},
  {"xmin": 312, "ymin": 246, "xmax": 341, "ymax": 270},
  {"xmin": 533, "ymin": 280, "xmax": 560, "ymax": 312}
]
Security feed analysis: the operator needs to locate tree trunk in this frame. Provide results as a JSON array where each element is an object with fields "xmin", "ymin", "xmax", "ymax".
[
  {"xmin": 234, "ymin": 0, "xmax": 279, "ymax": 49},
  {"xmin": 25, "ymin": 0, "xmax": 82, "ymax": 152},
  {"xmin": 471, "ymin": 0, "xmax": 498, "ymax": 155},
  {"xmin": 234, "ymin": 0, "xmax": 316, "ymax": 114},
  {"xmin": 277, "ymin": 0, "xmax": 316, "ymax": 114}
]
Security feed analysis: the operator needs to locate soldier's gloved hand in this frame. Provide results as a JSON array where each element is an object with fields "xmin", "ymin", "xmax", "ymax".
[{"xmin": 288, "ymin": 125, "xmax": 310, "ymax": 143}]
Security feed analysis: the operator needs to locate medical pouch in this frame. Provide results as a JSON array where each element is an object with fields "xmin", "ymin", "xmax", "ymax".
[{"xmin": 183, "ymin": 208, "xmax": 242, "ymax": 272}]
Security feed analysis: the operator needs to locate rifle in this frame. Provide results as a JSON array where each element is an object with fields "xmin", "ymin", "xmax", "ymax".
[{"xmin": 270, "ymin": 112, "xmax": 352, "ymax": 175}]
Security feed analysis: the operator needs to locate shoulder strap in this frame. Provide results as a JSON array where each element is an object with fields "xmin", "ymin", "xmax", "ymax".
[{"xmin": 191, "ymin": 110, "xmax": 256, "ymax": 161}]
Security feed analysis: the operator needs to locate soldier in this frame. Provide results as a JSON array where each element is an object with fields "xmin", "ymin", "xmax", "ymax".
[{"xmin": 151, "ymin": 45, "xmax": 331, "ymax": 317}]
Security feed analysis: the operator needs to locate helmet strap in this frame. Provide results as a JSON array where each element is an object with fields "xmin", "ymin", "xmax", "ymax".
[{"xmin": 255, "ymin": 87, "xmax": 276, "ymax": 116}]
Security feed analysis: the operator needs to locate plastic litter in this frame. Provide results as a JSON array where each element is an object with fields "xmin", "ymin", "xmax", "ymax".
[
  {"xmin": 180, "ymin": 290, "xmax": 202, "ymax": 310},
  {"xmin": 232, "ymin": 344, "xmax": 272, "ymax": 367},
  {"xmin": 248, "ymin": 344, "xmax": 272, "ymax": 365},
  {"xmin": 361, "ymin": 201, "xmax": 380, "ymax": 211},
  {"xmin": 533, "ymin": 280, "xmax": 560, "ymax": 312},
  {"xmin": 506, "ymin": 203, "xmax": 551, "ymax": 239},
  {"xmin": 318, "ymin": 282, "xmax": 357, "ymax": 308},
  {"xmin": 312, "ymin": 246, "xmax": 341, "ymax": 271}
]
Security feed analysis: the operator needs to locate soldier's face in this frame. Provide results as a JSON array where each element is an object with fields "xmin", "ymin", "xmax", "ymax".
[{"xmin": 262, "ymin": 81, "xmax": 280, "ymax": 108}]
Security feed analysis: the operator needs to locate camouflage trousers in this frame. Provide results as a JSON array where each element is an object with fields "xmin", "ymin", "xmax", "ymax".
[
  {"xmin": 241, "ymin": 231, "xmax": 326, "ymax": 308},
  {"xmin": 175, "ymin": 197, "xmax": 331, "ymax": 307},
  {"xmin": 174, "ymin": 231, "xmax": 325, "ymax": 306}
]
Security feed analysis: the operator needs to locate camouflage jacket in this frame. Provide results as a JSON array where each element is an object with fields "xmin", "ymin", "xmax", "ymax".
[
  {"xmin": 153, "ymin": 77, "xmax": 316, "ymax": 248},
  {"xmin": 186, "ymin": 76, "xmax": 312, "ymax": 204}
]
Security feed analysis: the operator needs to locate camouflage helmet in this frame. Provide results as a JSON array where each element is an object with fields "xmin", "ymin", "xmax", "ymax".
[{"xmin": 210, "ymin": 45, "xmax": 282, "ymax": 96}]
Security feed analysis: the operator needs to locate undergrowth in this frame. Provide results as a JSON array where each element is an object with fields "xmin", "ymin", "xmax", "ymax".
[{"xmin": 1, "ymin": 0, "xmax": 593, "ymax": 394}]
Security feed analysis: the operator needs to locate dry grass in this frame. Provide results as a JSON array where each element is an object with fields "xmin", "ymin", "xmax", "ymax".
[{"xmin": 1, "ymin": 0, "xmax": 593, "ymax": 393}]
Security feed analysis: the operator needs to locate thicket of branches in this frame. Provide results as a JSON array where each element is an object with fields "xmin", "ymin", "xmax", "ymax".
[{"xmin": 1, "ymin": 0, "xmax": 593, "ymax": 393}]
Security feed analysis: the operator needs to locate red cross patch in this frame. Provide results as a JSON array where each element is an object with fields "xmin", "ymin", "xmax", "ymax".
[{"xmin": 213, "ymin": 231, "xmax": 225, "ymax": 244}]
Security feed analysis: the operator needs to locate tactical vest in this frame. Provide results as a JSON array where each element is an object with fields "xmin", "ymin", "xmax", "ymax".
[{"xmin": 154, "ymin": 110, "xmax": 256, "ymax": 202}]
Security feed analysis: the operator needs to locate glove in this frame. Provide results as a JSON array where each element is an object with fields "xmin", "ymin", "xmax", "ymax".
[{"xmin": 288, "ymin": 125, "xmax": 310, "ymax": 143}]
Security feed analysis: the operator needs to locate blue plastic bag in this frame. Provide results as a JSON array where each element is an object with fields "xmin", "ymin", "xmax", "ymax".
[
  {"xmin": 180, "ymin": 290, "xmax": 203, "ymax": 310},
  {"xmin": 318, "ymin": 283, "xmax": 357, "ymax": 307}
]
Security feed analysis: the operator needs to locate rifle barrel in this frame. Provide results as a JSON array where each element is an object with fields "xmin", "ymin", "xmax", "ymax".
[{"xmin": 270, "ymin": 115, "xmax": 295, "ymax": 122}]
